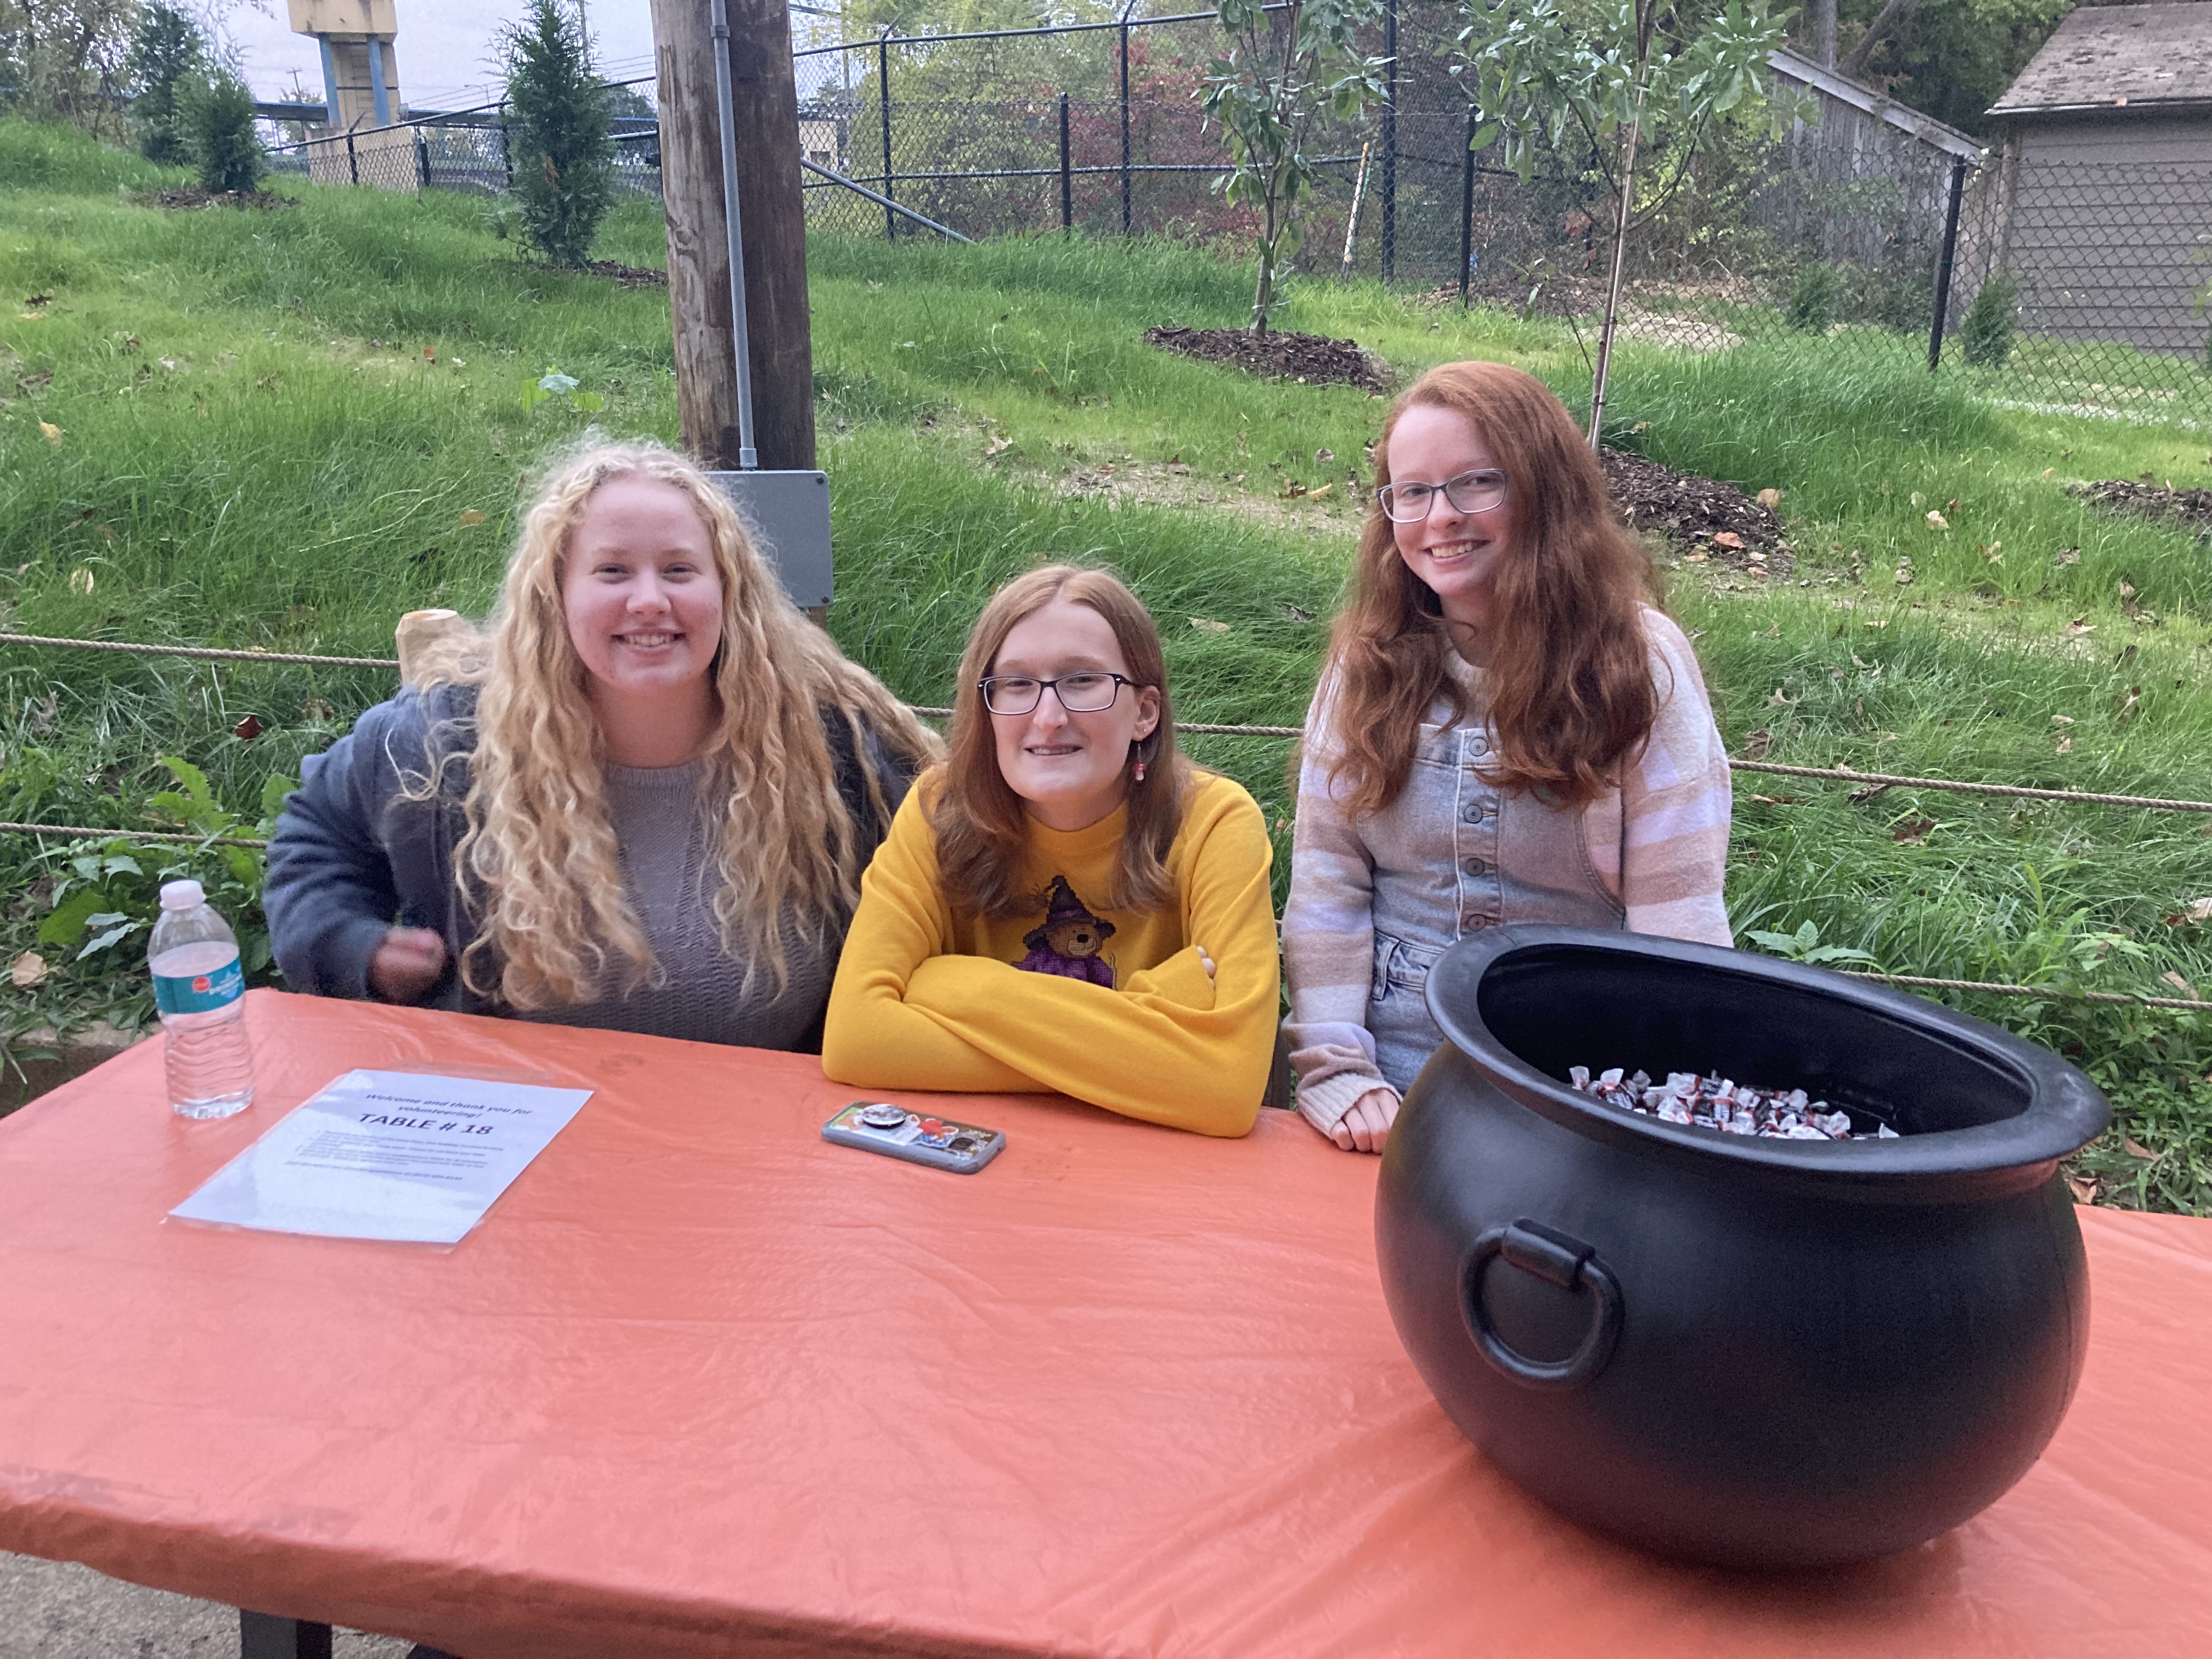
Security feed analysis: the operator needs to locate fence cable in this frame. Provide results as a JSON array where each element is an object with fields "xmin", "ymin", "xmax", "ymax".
[{"xmin": 10, "ymin": 633, "xmax": 2212, "ymax": 808}]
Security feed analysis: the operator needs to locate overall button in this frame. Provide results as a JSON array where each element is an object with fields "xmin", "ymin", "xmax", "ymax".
[
  {"xmin": 1463, "ymin": 857, "xmax": 1488, "ymax": 877},
  {"xmin": 1461, "ymin": 798, "xmax": 1488, "ymax": 823},
  {"xmin": 1467, "ymin": 735, "xmax": 1491, "ymax": 758},
  {"xmin": 1462, "ymin": 914, "xmax": 1491, "ymax": 932}
]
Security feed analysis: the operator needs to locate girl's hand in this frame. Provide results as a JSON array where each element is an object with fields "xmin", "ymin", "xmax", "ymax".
[
  {"xmin": 1329, "ymin": 1088, "xmax": 1399, "ymax": 1154},
  {"xmin": 369, "ymin": 926, "xmax": 448, "ymax": 1004},
  {"xmin": 1195, "ymin": 944, "xmax": 1216, "ymax": 979}
]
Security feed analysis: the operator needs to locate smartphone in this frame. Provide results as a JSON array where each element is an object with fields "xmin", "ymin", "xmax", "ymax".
[{"xmin": 822, "ymin": 1102, "xmax": 1007, "ymax": 1174}]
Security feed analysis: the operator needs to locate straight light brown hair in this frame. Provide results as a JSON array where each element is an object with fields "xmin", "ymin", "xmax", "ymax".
[
  {"xmin": 1322, "ymin": 360, "xmax": 1664, "ymax": 813},
  {"xmin": 930, "ymin": 563, "xmax": 1187, "ymax": 919}
]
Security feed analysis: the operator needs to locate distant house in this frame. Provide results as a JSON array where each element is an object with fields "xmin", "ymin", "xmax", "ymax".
[
  {"xmin": 1762, "ymin": 46, "xmax": 1985, "ymax": 263},
  {"xmin": 1979, "ymin": 3, "xmax": 2212, "ymax": 356}
]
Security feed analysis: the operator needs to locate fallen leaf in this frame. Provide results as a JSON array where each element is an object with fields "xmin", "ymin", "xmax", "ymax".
[
  {"xmin": 1892, "ymin": 817, "xmax": 1937, "ymax": 845},
  {"xmin": 1306, "ymin": 483, "xmax": 1333, "ymax": 500},
  {"xmin": 1747, "ymin": 548, "xmax": 1767, "ymax": 563},
  {"xmin": 2051, "ymin": 713, "xmax": 2074, "ymax": 725},
  {"xmin": 1894, "ymin": 566, "xmax": 1914, "ymax": 586},
  {"xmin": 1713, "ymin": 531, "xmax": 1745, "ymax": 550},
  {"xmin": 1847, "ymin": 781, "xmax": 1892, "ymax": 804},
  {"xmin": 1741, "ymin": 727, "xmax": 1771, "ymax": 759},
  {"xmin": 232, "ymin": 713, "xmax": 262, "ymax": 741},
  {"xmin": 2066, "ymin": 619, "xmax": 2094, "ymax": 636},
  {"xmin": 2056, "ymin": 547, "xmax": 2081, "ymax": 566},
  {"xmin": 1747, "ymin": 793, "xmax": 1802, "ymax": 806},
  {"xmin": 2170, "ymin": 898, "xmax": 2212, "ymax": 926},
  {"xmin": 1755, "ymin": 488, "xmax": 1781, "ymax": 511},
  {"xmin": 9, "ymin": 950, "xmax": 46, "ymax": 989},
  {"xmin": 2055, "ymin": 736, "xmax": 2074, "ymax": 754},
  {"xmin": 1188, "ymin": 617, "xmax": 1231, "ymax": 636},
  {"xmin": 1926, "ymin": 510, "xmax": 1950, "ymax": 530},
  {"xmin": 1683, "ymin": 551, "xmax": 1709, "ymax": 564},
  {"xmin": 1166, "ymin": 461, "xmax": 1189, "ymax": 475},
  {"xmin": 24, "ymin": 293, "xmax": 50, "ymax": 306},
  {"xmin": 2124, "ymin": 1137, "xmax": 2158, "ymax": 1159},
  {"xmin": 984, "ymin": 436, "xmax": 1014, "ymax": 458},
  {"xmin": 422, "ymin": 346, "xmax": 436, "ymax": 361},
  {"xmin": 457, "ymin": 510, "xmax": 487, "ymax": 527},
  {"xmin": 15, "ymin": 312, "xmax": 43, "ymax": 322},
  {"xmin": 2040, "ymin": 467, "xmax": 2054, "ymax": 478},
  {"xmin": 2118, "ymin": 579, "xmax": 2137, "ymax": 600},
  {"xmin": 2066, "ymin": 1173, "xmax": 2099, "ymax": 1205},
  {"xmin": 38, "ymin": 421, "xmax": 61, "ymax": 445},
  {"xmin": 1284, "ymin": 603, "xmax": 1314, "ymax": 623},
  {"xmin": 1314, "ymin": 447, "xmax": 1335, "ymax": 464},
  {"xmin": 67, "ymin": 567, "xmax": 93, "ymax": 595},
  {"xmin": 2159, "ymin": 970, "xmax": 2200, "ymax": 1001},
  {"xmin": 1279, "ymin": 480, "xmax": 1308, "ymax": 499}
]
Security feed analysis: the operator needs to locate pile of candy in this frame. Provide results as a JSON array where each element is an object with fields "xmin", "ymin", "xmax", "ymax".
[{"xmin": 1568, "ymin": 1066, "xmax": 1901, "ymax": 1141}]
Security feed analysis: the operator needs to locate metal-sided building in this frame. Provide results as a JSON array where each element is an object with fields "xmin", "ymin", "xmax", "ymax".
[{"xmin": 1979, "ymin": 2, "xmax": 2212, "ymax": 356}]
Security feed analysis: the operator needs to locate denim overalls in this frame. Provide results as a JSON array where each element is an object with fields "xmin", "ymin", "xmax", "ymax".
[{"xmin": 1364, "ymin": 716, "xmax": 1624, "ymax": 1091}]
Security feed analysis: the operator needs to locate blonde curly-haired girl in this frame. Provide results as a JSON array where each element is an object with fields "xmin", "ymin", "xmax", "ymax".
[{"xmin": 266, "ymin": 440, "xmax": 937, "ymax": 1049}]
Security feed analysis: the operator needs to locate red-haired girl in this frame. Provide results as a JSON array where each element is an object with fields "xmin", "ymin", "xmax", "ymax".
[
  {"xmin": 1284, "ymin": 362, "xmax": 1733, "ymax": 1154},
  {"xmin": 823, "ymin": 564, "xmax": 1280, "ymax": 1135}
]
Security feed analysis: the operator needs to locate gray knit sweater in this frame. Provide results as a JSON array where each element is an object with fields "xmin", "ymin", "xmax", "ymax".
[{"xmin": 512, "ymin": 759, "xmax": 833, "ymax": 1051}]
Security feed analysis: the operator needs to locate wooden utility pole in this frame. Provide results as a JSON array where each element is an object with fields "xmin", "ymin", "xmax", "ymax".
[{"xmin": 651, "ymin": 0, "xmax": 816, "ymax": 471}]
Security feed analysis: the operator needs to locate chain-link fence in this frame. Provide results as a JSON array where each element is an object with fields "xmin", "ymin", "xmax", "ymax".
[
  {"xmin": 261, "ymin": 91, "xmax": 663, "ymax": 199},
  {"xmin": 259, "ymin": 10, "xmax": 2212, "ymax": 426}
]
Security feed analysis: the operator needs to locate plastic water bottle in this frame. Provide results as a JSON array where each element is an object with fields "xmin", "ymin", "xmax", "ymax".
[{"xmin": 149, "ymin": 878, "xmax": 255, "ymax": 1119}]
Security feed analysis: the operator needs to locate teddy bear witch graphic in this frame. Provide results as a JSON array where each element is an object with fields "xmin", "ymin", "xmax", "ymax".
[{"xmin": 1013, "ymin": 874, "xmax": 1116, "ymax": 988}]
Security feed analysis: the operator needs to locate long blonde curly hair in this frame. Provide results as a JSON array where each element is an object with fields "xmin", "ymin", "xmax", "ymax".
[{"xmin": 420, "ymin": 441, "xmax": 938, "ymax": 1011}]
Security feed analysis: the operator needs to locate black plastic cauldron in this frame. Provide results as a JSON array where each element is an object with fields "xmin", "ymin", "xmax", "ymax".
[{"xmin": 1376, "ymin": 926, "xmax": 2110, "ymax": 1568}]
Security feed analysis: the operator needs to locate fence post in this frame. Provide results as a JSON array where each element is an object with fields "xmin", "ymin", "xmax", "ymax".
[
  {"xmin": 345, "ymin": 128, "xmax": 358, "ymax": 187},
  {"xmin": 415, "ymin": 128, "xmax": 430, "ymax": 191},
  {"xmin": 498, "ymin": 101, "xmax": 512, "ymax": 191},
  {"xmin": 1458, "ymin": 106, "xmax": 1476, "ymax": 309},
  {"xmin": 1380, "ymin": 0, "xmax": 1397, "ymax": 283},
  {"xmin": 1119, "ymin": 1, "xmax": 1133, "ymax": 236},
  {"xmin": 1928, "ymin": 157, "xmax": 1967, "ymax": 372},
  {"xmin": 1059, "ymin": 92, "xmax": 1074, "ymax": 234},
  {"xmin": 878, "ymin": 29, "xmax": 896, "ymax": 242}
]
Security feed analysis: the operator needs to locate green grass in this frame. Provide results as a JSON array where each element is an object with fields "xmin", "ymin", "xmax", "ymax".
[{"xmin": 5, "ymin": 119, "xmax": 2212, "ymax": 1210}]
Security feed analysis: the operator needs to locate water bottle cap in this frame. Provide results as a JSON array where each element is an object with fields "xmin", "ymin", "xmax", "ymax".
[{"xmin": 159, "ymin": 879, "xmax": 206, "ymax": 911}]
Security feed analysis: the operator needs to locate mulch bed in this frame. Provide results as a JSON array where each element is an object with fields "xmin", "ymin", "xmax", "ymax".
[
  {"xmin": 579, "ymin": 259, "xmax": 669, "ymax": 291},
  {"xmin": 1601, "ymin": 449, "xmax": 1791, "ymax": 578},
  {"xmin": 1142, "ymin": 325, "xmax": 1389, "ymax": 393},
  {"xmin": 2068, "ymin": 477, "xmax": 2212, "ymax": 537},
  {"xmin": 147, "ymin": 187, "xmax": 295, "ymax": 211}
]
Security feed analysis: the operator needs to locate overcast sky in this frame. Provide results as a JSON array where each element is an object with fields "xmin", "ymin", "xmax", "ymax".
[{"xmin": 224, "ymin": 1, "xmax": 663, "ymax": 111}]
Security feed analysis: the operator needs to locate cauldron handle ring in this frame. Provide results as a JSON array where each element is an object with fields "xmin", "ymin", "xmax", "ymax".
[{"xmin": 1460, "ymin": 1220, "xmax": 1624, "ymax": 1391}]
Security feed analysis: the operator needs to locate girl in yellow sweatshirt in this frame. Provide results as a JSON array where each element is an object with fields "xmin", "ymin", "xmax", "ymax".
[{"xmin": 822, "ymin": 565, "xmax": 1280, "ymax": 1136}]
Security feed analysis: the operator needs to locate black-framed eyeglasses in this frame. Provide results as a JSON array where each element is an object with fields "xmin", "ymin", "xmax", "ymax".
[
  {"xmin": 978, "ymin": 672, "xmax": 1137, "ymax": 717},
  {"xmin": 1375, "ymin": 467, "xmax": 1510, "ymax": 523}
]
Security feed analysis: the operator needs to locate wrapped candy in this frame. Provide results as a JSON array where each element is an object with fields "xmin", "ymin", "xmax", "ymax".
[{"xmin": 1567, "ymin": 1066, "xmax": 1902, "ymax": 1141}]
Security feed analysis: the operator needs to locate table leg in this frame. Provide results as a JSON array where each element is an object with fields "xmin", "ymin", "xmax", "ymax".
[{"xmin": 239, "ymin": 1609, "xmax": 334, "ymax": 1659}]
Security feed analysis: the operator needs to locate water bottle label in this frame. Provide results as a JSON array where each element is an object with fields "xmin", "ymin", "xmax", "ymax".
[{"xmin": 154, "ymin": 958, "xmax": 245, "ymax": 1015}]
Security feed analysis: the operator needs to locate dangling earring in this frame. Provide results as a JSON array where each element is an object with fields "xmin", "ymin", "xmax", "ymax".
[{"xmin": 1132, "ymin": 758, "xmax": 1149, "ymax": 784}]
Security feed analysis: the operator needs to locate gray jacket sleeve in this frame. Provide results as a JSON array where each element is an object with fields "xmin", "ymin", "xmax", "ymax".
[{"xmin": 264, "ymin": 694, "xmax": 454, "ymax": 1001}]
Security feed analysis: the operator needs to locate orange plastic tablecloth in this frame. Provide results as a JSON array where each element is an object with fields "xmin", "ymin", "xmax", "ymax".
[{"xmin": 1, "ymin": 989, "xmax": 2209, "ymax": 1658}]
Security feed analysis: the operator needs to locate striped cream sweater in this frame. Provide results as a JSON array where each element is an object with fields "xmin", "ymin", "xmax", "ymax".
[{"xmin": 1282, "ymin": 606, "xmax": 1735, "ymax": 1133}]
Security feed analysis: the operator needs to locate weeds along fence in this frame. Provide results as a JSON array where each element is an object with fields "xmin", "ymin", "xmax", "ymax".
[
  {"xmin": 255, "ymin": 12, "xmax": 2212, "ymax": 427},
  {"xmin": 5, "ymin": 630, "xmax": 2212, "ymax": 1015}
]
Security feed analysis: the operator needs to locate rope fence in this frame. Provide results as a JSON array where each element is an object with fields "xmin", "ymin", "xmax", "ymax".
[{"xmin": 5, "ymin": 631, "xmax": 2211, "ymax": 1015}]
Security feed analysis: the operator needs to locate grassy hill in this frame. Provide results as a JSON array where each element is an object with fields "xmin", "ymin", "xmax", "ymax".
[{"xmin": 5, "ymin": 118, "xmax": 2212, "ymax": 1208}]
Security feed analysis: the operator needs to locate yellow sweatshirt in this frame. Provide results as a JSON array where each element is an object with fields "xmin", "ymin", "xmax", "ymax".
[{"xmin": 822, "ymin": 769, "xmax": 1280, "ymax": 1136}]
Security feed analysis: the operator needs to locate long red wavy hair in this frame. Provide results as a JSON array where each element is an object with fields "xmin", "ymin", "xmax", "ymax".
[{"xmin": 1321, "ymin": 360, "xmax": 1664, "ymax": 814}]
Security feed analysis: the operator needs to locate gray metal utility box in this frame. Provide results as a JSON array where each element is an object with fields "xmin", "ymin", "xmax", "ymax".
[{"xmin": 706, "ymin": 470, "xmax": 833, "ymax": 611}]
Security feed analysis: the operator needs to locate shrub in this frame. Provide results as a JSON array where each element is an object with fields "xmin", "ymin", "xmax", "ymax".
[
  {"xmin": 1786, "ymin": 261, "xmax": 1844, "ymax": 334},
  {"xmin": 126, "ymin": 3, "xmax": 203, "ymax": 166},
  {"xmin": 502, "ymin": 0, "xmax": 613, "ymax": 268},
  {"xmin": 185, "ymin": 68, "xmax": 264, "ymax": 194},
  {"xmin": 1960, "ymin": 270, "xmax": 2019, "ymax": 369}
]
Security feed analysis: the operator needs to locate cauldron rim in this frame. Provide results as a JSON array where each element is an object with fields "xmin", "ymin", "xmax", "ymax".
[{"xmin": 1424, "ymin": 926, "xmax": 2110, "ymax": 1185}]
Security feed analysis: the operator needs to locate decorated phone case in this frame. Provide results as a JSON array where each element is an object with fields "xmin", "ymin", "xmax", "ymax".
[{"xmin": 822, "ymin": 1102, "xmax": 1007, "ymax": 1174}]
